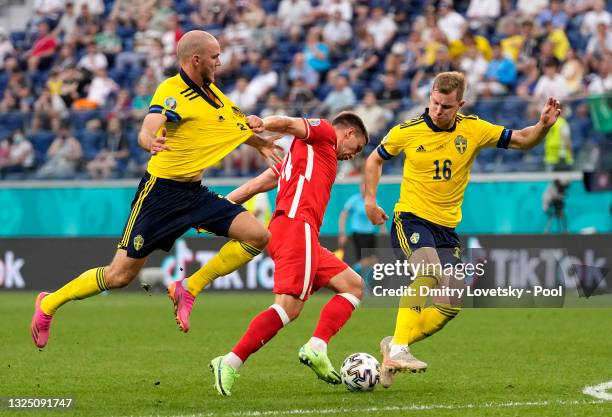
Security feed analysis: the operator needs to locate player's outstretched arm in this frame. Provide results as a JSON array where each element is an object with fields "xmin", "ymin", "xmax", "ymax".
[
  {"xmin": 508, "ymin": 97, "xmax": 562, "ymax": 151},
  {"xmin": 260, "ymin": 115, "xmax": 308, "ymax": 138},
  {"xmin": 244, "ymin": 133, "xmax": 284, "ymax": 164},
  {"xmin": 226, "ymin": 167, "xmax": 279, "ymax": 205},
  {"xmin": 364, "ymin": 151, "xmax": 389, "ymax": 225},
  {"xmin": 138, "ymin": 113, "xmax": 170, "ymax": 154}
]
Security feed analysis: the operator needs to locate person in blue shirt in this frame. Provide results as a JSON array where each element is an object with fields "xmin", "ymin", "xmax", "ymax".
[{"xmin": 338, "ymin": 184, "xmax": 386, "ymax": 276}]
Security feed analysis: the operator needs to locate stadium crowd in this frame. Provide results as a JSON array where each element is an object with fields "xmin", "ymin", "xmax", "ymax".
[{"xmin": 0, "ymin": 0, "xmax": 610, "ymax": 179}]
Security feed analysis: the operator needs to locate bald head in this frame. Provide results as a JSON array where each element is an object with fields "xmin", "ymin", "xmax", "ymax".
[{"xmin": 177, "ymin": 30, "xmax": 218, "ymax": 64}]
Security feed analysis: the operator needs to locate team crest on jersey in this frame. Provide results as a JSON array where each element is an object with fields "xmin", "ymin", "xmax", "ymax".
[
  {"xmin": 308, "ymin": 118, "xmax": 321, "ymax": 126},
  {"xmin": 454, "ymin": 135, "xmax": 467, "ymax": 154},
  {"xmin": 410, "ymin": 232, "xmax": 420, "ymax": 244},
  {"xmin": 231, "ymin": 106, "xmax": 246, "ymax": 118},
  {"xmin": 164, "ymin": 97, "xmax": 177, "ymax": 110},
  {"xmin": 133, "ymin": 235, "xmax": 144, "ymax": 251}
]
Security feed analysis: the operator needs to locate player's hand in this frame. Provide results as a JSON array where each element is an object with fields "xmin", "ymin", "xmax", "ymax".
[
  {"xmin": 246, "ymin": 115, "xmax": 265, "ymax": 133},
  {"xmin": 365, "ymin": 201, "xmax": 389, "ymax": 225},
  {"xmin": 254, "ymin": 134, "xmax": 284, "ymax": 164},
  {"xmin": 540, "ymin": 97, "xmax": 562, "ymax": 128},
  {"xmin": 150, "ymin": 128, "xmax": 171, "ymax": 155}
]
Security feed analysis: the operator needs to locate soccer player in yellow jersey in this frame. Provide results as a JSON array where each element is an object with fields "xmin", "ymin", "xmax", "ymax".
[
  {"xmin": 364, "ymin": 72, "xmax": 561, "ymax": 387},
  {"xmin": 31, "ymin": 30, "xmax": 282, "ymax": 348}
]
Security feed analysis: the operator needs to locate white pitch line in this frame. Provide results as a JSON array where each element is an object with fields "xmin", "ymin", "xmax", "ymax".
[
  {"xmin": 150, "ymin": 398, "xmax": 606, "ymax": 417},
  {"xmin": 583, "ymin": 381, "xmax": 612, "ymax": 401}
]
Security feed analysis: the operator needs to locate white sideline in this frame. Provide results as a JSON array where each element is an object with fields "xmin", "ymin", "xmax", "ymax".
[
  {"xmin": 156, "ymin": 399, "xmax": 606, "ymax": 417},
  {"xmin": 583, "ymin": 381, "xmax": 612, "ymax": 401}
]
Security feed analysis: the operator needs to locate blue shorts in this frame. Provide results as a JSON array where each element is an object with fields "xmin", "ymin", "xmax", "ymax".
[
  {"xmin": 118, "ymin": 172, "xmax": 246, "ymax": 258},
  {"xmin": 390, "ymin": 212, "xmax": 461, "ymax": 261}
]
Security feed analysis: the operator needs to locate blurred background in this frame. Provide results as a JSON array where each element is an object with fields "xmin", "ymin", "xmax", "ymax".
[{"xmin": 0, "ymin": 0, "xmax": 610, "ymax": 291}]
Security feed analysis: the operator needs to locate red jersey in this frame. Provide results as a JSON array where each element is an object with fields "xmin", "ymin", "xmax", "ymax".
[{"xmin": 270, "ymin": 118, "xmax": 337, "ymax": 231}]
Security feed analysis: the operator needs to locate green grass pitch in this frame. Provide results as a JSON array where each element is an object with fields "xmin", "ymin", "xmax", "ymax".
[{"xmin": 1, "ymin": 292, "xmax": 611, "ymax": 416}]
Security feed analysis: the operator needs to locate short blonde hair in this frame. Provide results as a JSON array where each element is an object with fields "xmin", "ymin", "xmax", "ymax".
[{"xmin": 432, "ymin": 71, "xmax": 466, "ymax": 101}]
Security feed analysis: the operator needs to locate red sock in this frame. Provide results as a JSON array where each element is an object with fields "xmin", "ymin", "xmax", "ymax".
[
  {"xmin": 312, "ymin": 294, "xmax": 358, "ymax": 343},
  {"xmin": 231, "ymin": 305, "xmax": 286, "ymax": 362}
]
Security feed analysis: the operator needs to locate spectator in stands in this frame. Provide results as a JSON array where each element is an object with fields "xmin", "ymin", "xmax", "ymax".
[
  {"xmin": 377, "ymin": 73, "xmax": 403, "ymax": 112},
  {"xmin": 114, "ymin": 17, "xmax": 160, "ymax": 73},
  {"xmin": 86, "ymin": 68, "xmax": 119, "ymax": 108},
  {"xmin": 287, "ymin": 77, "xmax": 318, "ymax": 115},
  {"xmin": 36, "ymin": 125, "xmax": 82, "ymax": 179},
  {"xmin": 538, "ymin": 0, "xmax": 569, "ymax": 29},
  {"xmin": 0, "ymin": 130, "xmax": 34, "ymax": 177},
  {"xmin": 498, "ymin": 17, "xmax": 523, "ymax": 61},
  {"xmin": 161, "ymin": 15, "xmax": 183, "ymax": 67},
  {"xmin": 437, "ymin": 1, "xmax": 467, "ymax": 42},
  {"xmin": 228, "ymin": 76, "xmax": 257, "ymax": 113},
  {"xmin": 95, "ymin": 20, "xmax": 123, "ymax": 66},
  {"xmin": 32, "ymin": 88, "xmax": 63, "ymax": 131},
  {"xmin": 411, "ymin": 46, "xmax": 458, "ymax": 100},
  {"xmin": 25, "ymin": 21, "xmax": 58, "ymax": 72},
  {"xmin": 277, "ymin": 0, "xmax": 313, "ymax": 30},
  {"xmin": 516, "ymin": 20, "xmax": 543, "ymax": 71},
  {"xmin": 339, "ymin": 31, "xmax": 379, "ymax": 83},
  {"xmin": 0, "ymin": 30, "xmax": 14, "ymax": 71},
  {"xmin": 466, "ymin": 0, "xmax": 501, "ymax": 34},
  {"xmin": 77, "ymin": 43, "xmax": 108, "ymax": 73},
  {"xmin": 516, "ymin": 0, "xmax": 549, "ymax": 17},
  {"xmin": 55, "ymin": 44, "xmax": 77, "ymax": 70},
  {"xmin": 252, "ymin": 15, "xmax": 281, "ymax": 54},
  {"xmin": 288, "ymin": 52, "xmax": 319, "ymax": 90},
  {"xmin": 460, "ymin": 44, "xmax": 488, "ymax": 103},
  {"xmin": 366, "ymin": 6, "xmax": 397, "ymax": 50},
  {"xmin": 74, "ymin": 0, "xmax": 105, "ymax": 17},
  {"xmin": 322, "ymin": 11, "xmax": 353, "ymax": 53},
  {"xmin": 131, "ymin": 84, "xmax": 152, "ymax": 121},
  {"xmin": 477, "ymin": 42, "xmax": 517, "ymax": 96},
  {"xmin": 86, "ymin": 117, "xmax": 129, "ymax": 179},
  {"xmin": 244, "ymin": 58, "xmax": 278, "ymax": 106},
  {"xmin": 534, "ymin": 59, "xmax": 569, "ymax": 107},
  {"xmin": 585, "ymin": 22, "xmax": 612, "ymax": 69},
  {"xmin": 149, "ymin": 0, "xmax": 175, "ymax": 31},
  {"xmin": 320, "ymin": 73, "xmax": 356, "ymax": 116},
  {"xmin": 76, "ymin": 4, "xmax": 102, "ymax": 28},
  {"xmin": 587, "ymin": 53, "xmax": 612, "ymax": 94},
  {"xmin": 581, "ymin": 0, "xmax": 611, "ymax": 37},
  {"xmin": 303, "ymin": 27, "xmax": 331, "ymax": 76},
  {"xmin": 561, "ymin": 49, "xmax": 586, "ymax": 95},
  {"xmin": 352, "ymin": 90, "xmax": 390, "ymax": 141},
  {"xmin": 53, "ymin": 2, "xmax": 79, "ymax": 41},
  {"xmin": 541, "ymin": 18, "xmax": 570, "ymax": 62}
]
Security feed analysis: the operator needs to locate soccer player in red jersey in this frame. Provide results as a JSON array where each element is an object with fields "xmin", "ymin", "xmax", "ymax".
[{"xmin": 209, "ymin": 112, "xmax": 368, "ymax": 396}]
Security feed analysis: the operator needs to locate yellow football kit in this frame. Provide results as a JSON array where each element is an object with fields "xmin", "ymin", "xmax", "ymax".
[
  {"xmin": 377, "ymin": 108, "xmax": 512, "ymax": 228},
  {"xmin": 147, "ymin": 69, "xmax": 253, "ymax": 180}
]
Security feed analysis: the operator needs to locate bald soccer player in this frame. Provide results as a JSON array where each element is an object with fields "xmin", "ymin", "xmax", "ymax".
[{"xmin": 31, "ymin": 30, "xmax": 282, "ymax": 348}]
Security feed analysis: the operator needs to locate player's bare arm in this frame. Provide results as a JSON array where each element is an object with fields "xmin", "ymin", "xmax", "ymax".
[
  {"xmin": 225, "ymin": 167, "xmax": 278, "ymax": 204},
  {"xmin": 261, "ymin": 115, "xmax": 308, "ymax": 138},
  {"xmin": 138, "ymin": 113, "xmax": 171, "ymax": 155},
  {"xmin": 508, "ymin": 97, "xmax": 562, "ymax": 150},
  {"xmin": 364, "ymin": 151, "xmax": 389, "ymax": 225}
]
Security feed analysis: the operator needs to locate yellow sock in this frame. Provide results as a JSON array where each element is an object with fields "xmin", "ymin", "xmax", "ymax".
[
  {"xmin": 406, "ymin": 304, "xmax": 461, "ymax": 345},
  {"xmin": 187, "ymin": 240, "xmax": 261, "ymax": 296},
  {"xmin": 392, "ymin": 275, "xmax": 438, "ymax": 344},
  {"xmin": 40, "ymin": 267, "xmax": 108, "ymax": 315}
]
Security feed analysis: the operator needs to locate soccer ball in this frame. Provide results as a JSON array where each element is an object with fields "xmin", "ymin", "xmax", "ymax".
[{"xmin": 340, "ymin": 352, "xmax": 380, "ymax": 392}]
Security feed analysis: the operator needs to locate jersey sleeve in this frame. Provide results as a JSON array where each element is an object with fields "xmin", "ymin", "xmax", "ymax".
[
  {"xmin": 270, "ymin": 162, "xmax": 282, "ymax": 177},
  {"xmin": 301, "ymin": 118, "xmax": 336, "ymax": 145},
  {"xmin": 376, "ymin": 124, "xmax": 405, "ymax": 160},
  {"xmin": 474, "ymin": 117, "xmax": 513, "ymax": 149},
  {"xmin": 148, "ymin": 81, "xmax": 183, "ymax": 123}
]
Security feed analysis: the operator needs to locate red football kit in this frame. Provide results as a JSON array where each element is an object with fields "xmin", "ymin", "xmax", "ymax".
[{"xmin": 268, "ymin": 118, "xmax": 348, "ymax": 300}]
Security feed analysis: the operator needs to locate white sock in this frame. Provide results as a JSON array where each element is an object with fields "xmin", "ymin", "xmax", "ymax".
[
  {"xmin": 308, "ymin": 337, "xmax": 327, "ymax": 353},
  {"xmin": 390, "ymin": 343, "xmax": 408, "ymax": 357},
  {"xmin": 222, "ymin": 352, "xmax": 243, "ymax": 370}
]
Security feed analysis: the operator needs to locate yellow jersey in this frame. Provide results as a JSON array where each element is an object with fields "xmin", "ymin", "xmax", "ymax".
[
  {"xmin": 377, "ymin": 109, "xmax": 511, "ymax": 228},
  {"xmin": 147, "ymin": 69, "xmax": 252, "ymax": 179}
]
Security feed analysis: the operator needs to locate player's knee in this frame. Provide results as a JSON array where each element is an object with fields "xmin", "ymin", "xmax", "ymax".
[{"xmin": 246, "ymin": 228, "xmax": 270, "ymax": 250}]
